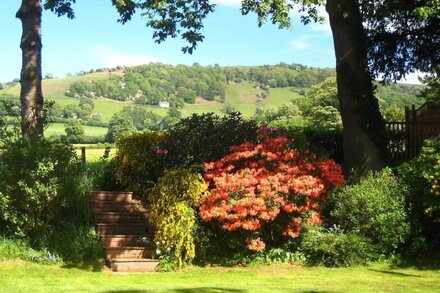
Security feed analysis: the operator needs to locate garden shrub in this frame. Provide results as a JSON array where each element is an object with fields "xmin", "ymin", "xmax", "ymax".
[
  {"xmin": 162, "ymin": 112, "xmax": 258, "ymax": 168},
  {"xmin": 147, "ymin": 168, "xmax": 208, "ymax": 269},
  {"xmin": 300, "ymin": 226, "xmax": 378, "ymax": 267},
  {"xmin": 0, "ymin": 135, "xmax": 103, "ymax": 263},
  {"xmin": 113, "ymin": 131, "xmax": 166, "ymax": 194},
  {"xmin": 0, "ymin": 138, "xmax": 87, "ymax": 237},
  {"xmin": 330, "ymin": 168, "xmax": 410, "ymax": 255},
  {"xmin": 397, "ymin": 140, "xmax": 440, "ymax": 254},
  {"xmin": 199, "ymin": 127, "xmax": 345, "ymax": 252},
  {"xmin": 0, "ymin": 236, "xmax": 61, "ymax": 264}
]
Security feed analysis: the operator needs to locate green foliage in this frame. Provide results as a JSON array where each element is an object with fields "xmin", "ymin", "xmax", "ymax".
[
  {"xmin": 418, "ymin": 73, "xmax": 440, "ymax": 103},
  {"xmin": 148, "ymin": 168, "xmax": 208, "ymax": 269},
  {"xmin": 0, "ymin": 138, "xmax": 86, "ymax": 237},
  {"xmin": 162, "ymin": 112, "xmax": 258, "ymax": 168},
  {"xmin": 106, "ymin": 111, "xmax": 137, "ymax": 142},
  {"xmin": 330, "ymin": 168, "xmax": 410, "ymax": 254},
  {"xmin": 300, "ymin": 226, "xmax": 378, "ymax": 267},
  {"xmin": 0, "ymin": 236, "xmax": 61, "ymax": 264},
  {"xmin": 114, "ymin": 131, "xmax": 165, "ymax": 193},
  {"xmin": 397, "ymin": 140, "xmax": 440, "ymax": 254},
  {"xmin": 64, "ymin": 119, "xmax": 85, "ymax": 143}
]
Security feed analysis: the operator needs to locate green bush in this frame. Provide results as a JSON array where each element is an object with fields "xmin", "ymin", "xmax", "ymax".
[
  {"xmin": 0, "ymin": 134, "xmax": 103, "ymax": 264},
  {"xmin": 0, "ymin": 236, "xmax": 61, "ymax": 264},
  {"xmin": 397, "ymin": 140, "xmax": 440, "ymax": 254},
  {"xmin": 147, "ymin": 168, "xmax": 207, "ymax": 269},
  {"xmin": 300, "ymin": 226, "xmax": 378, "ymax": 267},
  {"xmin": 162, "ymin": 112, "xmax": 258, "ymax": 168},
  {"xmin": 113, "ymin": 131, "xmax": 166, "ymax": 194},
  {"xmin": 0, "ymin": 138, "xmax": 87, "ymax": 237},
  {"xmin": 329, "ymin": 168, "xmax": 410, "ymax": 255}
]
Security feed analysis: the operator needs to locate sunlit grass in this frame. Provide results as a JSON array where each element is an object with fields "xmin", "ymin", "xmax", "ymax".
[
  {"xmin": 0, "ymin": 260, "xmax": 439, "ymax": 292},
  {"xmin": 45, "ymin": 123, "xmax": 108, "ymax": 137}
]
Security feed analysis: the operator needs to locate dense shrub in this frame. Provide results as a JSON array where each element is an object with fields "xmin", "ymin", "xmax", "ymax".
[
  {"xmin": 147, "ymin": 168, "xmax": 207, "ymax": 269},
  {"xmin": 330, "ymin": 168, "xmax": 410, "ymax": 255},
  {"xmin": 162, "ymin": 112, "xmax": 258, "ymax": 168},
  {"xmin": 113, "ymin": 131, "xmax": 166, "ymax": 194},
  {"xmin": 200, "ymin": 127, "xmax": 345, "ymax": 252},
  {"xmin": 397, "ymin": 140, "xmax": 440, "ymax": 254},
  {"xmin": 0, "ymin": 138, "xmax": 86, "ymax": 237},
  {"xmin": 300, "ymin": 226, "xmax": 378, "ymax": 267},
  {"xmin": 0, "ymin": 135, "xmax": 102, "ymax": 263}
]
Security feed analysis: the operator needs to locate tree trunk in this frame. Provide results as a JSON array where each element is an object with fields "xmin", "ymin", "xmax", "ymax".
[
  {"xmin": 16, "ymin": 0, "xmax": 44, "ymax": 141},
  {"xmin": 326, "ymin": 0, "xmax": 386, "ymax": 174}
]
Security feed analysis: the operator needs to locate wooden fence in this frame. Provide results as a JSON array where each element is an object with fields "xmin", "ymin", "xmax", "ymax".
[{"xmin": 386, "ymin": 103, "xmax": 440, "ymax": 162}]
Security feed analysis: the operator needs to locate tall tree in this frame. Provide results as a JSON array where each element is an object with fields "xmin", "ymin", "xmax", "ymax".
[
  {"xmin": 17, "ymin": 0, "xmax": 44, "ymax": 141},
  {"xmin": 326, "ymin": 0, "xmax": 386, "ymax": 172}
]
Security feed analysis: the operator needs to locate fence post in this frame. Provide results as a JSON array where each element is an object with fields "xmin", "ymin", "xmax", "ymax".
[
  {"xmin": 405, "ymin": 106, "xmax": 410, "ymax": 159},
  {"xmin": 81, "ymin": 146, "xmax": 86, "ymax": 163}
]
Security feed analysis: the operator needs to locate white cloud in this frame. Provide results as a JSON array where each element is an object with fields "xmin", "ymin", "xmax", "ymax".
[
  {"xmin": 89, "ymin": 45, "xmax": 158, "ymax": 68},
  {"xmin": 290, "ymin": 38, "xmax": 310, "ymax": 50},
  {"xmin": 397, "ymin": 72, "xmax": 425, "ymax": 85},
  {"xmin": 212, "ymin": 0, "xmax": 241, "ymax": 6}
]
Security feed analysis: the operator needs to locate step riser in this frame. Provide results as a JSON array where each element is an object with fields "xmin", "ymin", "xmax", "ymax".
[
  {"xmin": 95, "ymin": 214, "xmax": 146, "ymax": 224},
  {"xmin": 88, "ymin": 191, "xmax": 133, "ymax": 202},
  {"xmin": 97, "ymin": 225, "xmax": 146, "ymax": 235},
  {"xmin": 101, "ymin": 237, "xmax": 146, "ymax": 247},
  {"xmin": 111, "ymin": 261, "xmax": 159, "ymax": 272},
  {"xmin": 105, "ymin": 249, "xmax": 152, "ymax": 259},
  {"xmin": 92, "ymin": 204, "xmax": 139, "ymax": 213}
]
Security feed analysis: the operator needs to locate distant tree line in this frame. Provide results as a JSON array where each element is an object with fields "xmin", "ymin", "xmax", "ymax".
[{"xmin": 65, "ymin": 63, "xmax": 335, "ymax": 106}]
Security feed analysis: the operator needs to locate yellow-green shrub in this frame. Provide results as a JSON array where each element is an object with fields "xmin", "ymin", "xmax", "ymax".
[
  {"xmin": 114, "ymin": 131, "xmax": 165, "ymax": 193},
  {"xmin": 148, "ymin": 168, "xmax": 207, "ymax": 268}
]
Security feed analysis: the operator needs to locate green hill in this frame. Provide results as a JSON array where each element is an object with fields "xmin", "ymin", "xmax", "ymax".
[{"xmin": 0, "ymin": 63, "xmax": 425, "ymax": 137}]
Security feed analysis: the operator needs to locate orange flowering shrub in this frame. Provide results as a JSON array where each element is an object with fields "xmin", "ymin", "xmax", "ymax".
[{"xmin": 199, "ymin": 127, "xmax": 345, "ymax": 251}]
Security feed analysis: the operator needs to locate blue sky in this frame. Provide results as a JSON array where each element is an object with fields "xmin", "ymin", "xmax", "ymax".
[
  {"xmin": 0, "ymin": 1, "xmax": 420, "ymax": 84},
  {"xmin": 0, "ymin": 1, "xmax": 337, "ymax": 83}
]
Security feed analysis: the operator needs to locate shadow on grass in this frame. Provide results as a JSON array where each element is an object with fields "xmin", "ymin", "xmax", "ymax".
[
  {"xmin": 389, "ymin": 253, "xmax": 440, "ymax": 271},
  {"xmin": 61, "ymin": 259, "xmax": 105, "ymax": 272},
  {"xmin": 367, "ymin": 268, "xmax": 420, "ymax": 277}
]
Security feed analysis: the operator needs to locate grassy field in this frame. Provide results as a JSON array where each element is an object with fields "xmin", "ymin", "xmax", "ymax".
[
  {"xmin": 0, "ymin": 260, "xmax": 439, "ymax": 292},
  {"xmin": 74, "ymin": 147, "xmax": 116, "ymax": 162},
  {"xmin": 45, "ymin": 123, "xmax": 108, "ymax": 137},
  {"xmin": 1, "ymin": 77, "xmax": 299, "ymax": 125}
]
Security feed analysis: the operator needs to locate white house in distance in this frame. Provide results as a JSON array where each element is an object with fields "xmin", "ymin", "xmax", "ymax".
[{"xmin": 158, "ymin": 101, "xmax": 170, "ymax": 108}]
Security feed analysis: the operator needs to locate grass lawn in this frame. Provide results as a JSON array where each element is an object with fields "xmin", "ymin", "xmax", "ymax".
[
  {"xmin": 45, "ymin": 123, "xmax": 108, "ymax": 137},
  {"xmin": 75, "ymin": 147, "xmax": 116, "ymax": 162},
  {"xmin": 0, "ymin": 261, "xmax": 439, "ymax": 292}
]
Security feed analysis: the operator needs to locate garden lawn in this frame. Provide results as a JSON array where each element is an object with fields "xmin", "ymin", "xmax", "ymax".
[{"xmin": 0, "ymin": 261, "xmax": 439, "ymax": 292}]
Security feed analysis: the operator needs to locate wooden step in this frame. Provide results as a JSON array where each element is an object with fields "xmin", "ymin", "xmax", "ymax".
[
  {"xmin": 88, "ymin": 191, "xmax": 133, "ymax": 202},
  {"xmin": 105, "ymin": 247, "xmax": 153, "ymax": 259},
  {"xmin": 109, "ymin": 259, "xmax": 159, "ymax": 272},
  {"xmin": 90, "ymin": 201, "xmax": 140, "ymax": 213},
  {"xmin": 97, "ymin": 223, "xmax": 147, "ymax": 235},
  {"xmin": 95, "ymin": 212, "xmax": 148, "ymax": 224},
  {"xmin": 101, "ymin": 235, "xmax": 152, "ymax": 247}
]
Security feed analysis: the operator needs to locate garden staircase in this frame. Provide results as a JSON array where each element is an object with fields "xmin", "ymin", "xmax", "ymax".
[{"xmin": 88, "ymin": 191, "xmax": 159, "ymax": 272}]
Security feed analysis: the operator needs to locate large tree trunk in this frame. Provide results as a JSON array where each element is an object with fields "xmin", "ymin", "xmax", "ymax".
[
  {"xmin": 326, "ymin": 0, "xmax": 386, "ymax": 174},
  {"xmin": 16, "ymin": 0, "xmax": 44, "ymax": 141}
]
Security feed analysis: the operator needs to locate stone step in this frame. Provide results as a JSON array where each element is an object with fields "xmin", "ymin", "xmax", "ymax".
[
  {"xmin": 88, "ymin": 191, "xmax": 133, "ymax": 202},
  {"xmin": 90, "ymin": 201, "xmax": 140, "ymax": 213},
  {"xmin": 95, "ymin": 212, "xmax": 148, "ymax": 224},
  {"xmin": 97, "ymin": 223, "xmax": 147, "ymax": 235},
  {"xmin": 105, "ymin": 247, "xmax": 153, "ymax": 259},
  {"xmin": 100, "ymin": 235, "xmax": 152, "ymax": 247},
  {"xmin": 109, "ymin": 259, "xmax": 159, "ymax": 272}
]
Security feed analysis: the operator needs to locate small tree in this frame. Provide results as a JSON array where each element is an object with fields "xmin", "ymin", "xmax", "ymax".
[
  {"xmin": 106, "ymin": 112, "xmax": 136, "ymax": 143},
  {"xmin": 64, "ymin": 119, "xmax": 85, "ymax": 143}
]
